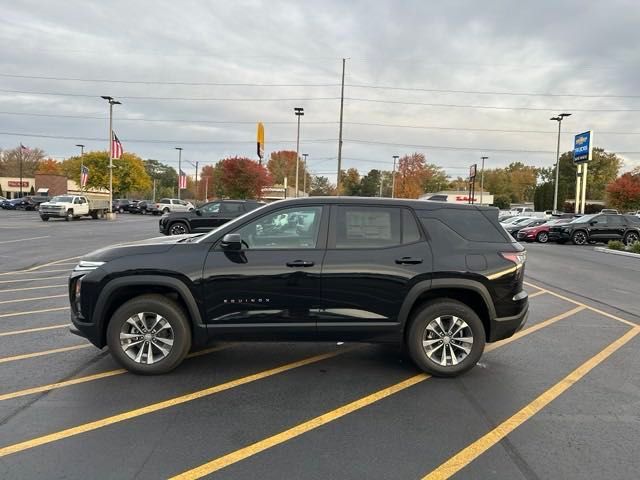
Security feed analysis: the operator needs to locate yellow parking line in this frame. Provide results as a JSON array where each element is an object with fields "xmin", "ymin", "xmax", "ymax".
[
  {"xmin": 0, "ymin": 276, "xmax": 67, "ymax": 284},
  {"xmin": 0, "ymin": 236, "xmax": 50, "ymax": 245},
  {"xmin": 422, "ymin": 326, "xmax": 640, "ymax": 480},
  {"xmin": 4, "ymin": 269, "xmax": 70, "ymax": 276},
  {"xmin": 524, "ymin": 281, "xmax": 637, "ymax": 327},
  {"xmin": 0, "ymin": 294, "xmax": 67, "ymax": 305},
  {"xmin": 0, "ymin": 345, "xmax": 91, "ymax": 365},
  {"xmin": 0, "ymin": 256, "xmax": 79, "ymax": 276},
  {"xmin": 0, "ymin": 324, "xmax": 69, "ymax": 337},
  {"xmin": 0, "ymin": 345, "xmax": 232, "ymax": 402},
  {"xmin": 0, "ymin": 306, "xmax": 69, "ymax": 318},
  {"xmin": 0, "ymin": 284, "xmax": 67, "ymax": 294},
  {"xmin": 0, "ymin": 349, "xmax": 348, "ymax": 458},
  {"xmin": 527, "ymin": 290, "xmax": 547, "ymax": 299},
  {"xmin": 169, "ymin": 307, "xmax": 585, "ymax": 479}
]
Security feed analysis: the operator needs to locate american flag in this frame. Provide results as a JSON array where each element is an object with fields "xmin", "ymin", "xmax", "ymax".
[
  {"xmin": 179, "ymin": 170, "xmax": 187, "ymax": 189},
  {"xmin": 111, "ymin": 132, "xmax": 123, "ymax": 159},
  {"xmin": 81, "ymin": 165, "xmax": 89, "ymax": 187},
  {"xmin": 20, "ymin": 143, "xmax": 30, "ymax": 152}
]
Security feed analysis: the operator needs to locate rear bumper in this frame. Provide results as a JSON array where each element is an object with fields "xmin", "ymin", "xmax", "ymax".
[{"xmin": 488, "ymin": 300, "xmax": 529, "ymax": 342}]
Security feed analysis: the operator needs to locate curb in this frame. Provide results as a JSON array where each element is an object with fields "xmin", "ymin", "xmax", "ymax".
[{"xmin": 594, "ymin": 246, "xmax": 640, "ymax": 259}]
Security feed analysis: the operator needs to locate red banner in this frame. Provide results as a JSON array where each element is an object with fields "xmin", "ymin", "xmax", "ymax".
[{"xmin": 8, "ymin": 181, "xmax": 29, "ymax": 188}]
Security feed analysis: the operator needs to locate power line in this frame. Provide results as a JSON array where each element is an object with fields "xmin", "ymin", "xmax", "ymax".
[
  {"xmin": 2, "ymin": 111, "xmax": 640, "ymax": 136},
  {"xmin": 0, "ymin": 89, "xmax": 340, "ymax": 102}
]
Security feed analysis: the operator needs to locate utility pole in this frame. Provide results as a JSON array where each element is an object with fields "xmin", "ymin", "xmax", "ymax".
[
  {"xmin": 294, "ymin": 107, "xmax": 304, "ymax": 197},
  {"xmin": 550, "ymin": 113, "xmax": 571, "ymax": 212},
  {"xmin": 480, "ymin": 156, "xmax": 488, "ymax": 205},
  {"xmin": 100, "ymin": 96, "xmax": 120, "ymax": 219},
  {"xmin": 392, "ymin": 155, "xmax": 399, "ymax": 198},
  {"xmin": 336, "ymin": 57, "xmax": 346, "ymax": 195},
  {"xmin": 379, "ymin": 179, "xmax": 383, "ymax": 197},
  {"xmin": 175, "ymin": 147, "xmax": 183, "ymax": 200},
  {"xmin": 76, "ymin": 144, "xmax": 85, "ymax": 193},
  {"xmin": 302, "ymin": 153, "xmax": 308, "ymax": 195},
  {"xmin": 19, "ymin": 147, "xmax": 23, "ymax": 198}
]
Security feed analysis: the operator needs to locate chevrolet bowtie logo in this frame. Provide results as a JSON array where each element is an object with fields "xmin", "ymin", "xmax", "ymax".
[{"xmin": 575, "ymin": 135, "xmax": 588, "ymax": 145}]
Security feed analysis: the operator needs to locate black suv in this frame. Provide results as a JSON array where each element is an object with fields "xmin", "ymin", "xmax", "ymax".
[
  {"xmin": 112, "ymin": 199, "xmax": 136, "ymax": 213},
  {"xmin": 159, "ymin": 199, "xmax": 264, "ymax": 235},
  {"xmin": 548, "ymin": 213, "xmax": 640, "ymax": 245},
  {"xmin": 69, "ymin": 198, "xmax": 529, "ymax": 377}
]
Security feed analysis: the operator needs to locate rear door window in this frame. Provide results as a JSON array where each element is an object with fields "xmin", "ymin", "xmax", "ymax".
[
  {"xmin": 335, "ymin": 206, "xmax": 401, "ymax": 248},
  {"xmin": 221, "ymin": 202, "xmax": 244, "ymax": 214}
]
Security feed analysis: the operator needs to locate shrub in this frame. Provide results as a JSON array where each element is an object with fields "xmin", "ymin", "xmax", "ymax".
[
  {"xmin": 607, "ymin": 240, "xmax": 625, "ymax": 251},
  {"xmin": 630, "ymin": 241, "xmax": 640, "ymax": 254}
]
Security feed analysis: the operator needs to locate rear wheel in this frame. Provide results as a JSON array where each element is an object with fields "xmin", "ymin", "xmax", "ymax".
[
  {"xmin": 40, "ymin": 216, "xmax": 49, "ymax": 222},
  {"xmin": 106, "ymin": 294, "xmax": 191, "ymax": 375},
  {"xmin": 572, "ymin": 230, "xmax": 588, "ymax": 245},
  {"xmin": 169, "ymin": 221, "xmax": 189, "ymax": 235},
  {"xmin": 406, "ymin": 299, "xmax": 485, "ymax": 377},
  {"xmin": 536, "ymin": 231, "xmax": 549, "ymax": 243},
  {"xmin": 624, "ymin": 231, "xmax": 639, "ymax": 246}
]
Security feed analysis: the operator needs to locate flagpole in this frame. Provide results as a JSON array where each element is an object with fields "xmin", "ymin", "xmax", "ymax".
[
  {"xmin": 101, "ymin": 96, "xmax": 120, "ymax": 220},
  {"xmin": 175, "ymin": 147, "xmax": 183, "ymax": 200}
]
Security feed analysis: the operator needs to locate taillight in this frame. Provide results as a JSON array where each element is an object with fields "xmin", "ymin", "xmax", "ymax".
[{"xmin": 500, "ymin": 251, "xmax": 526, "ymax": 266}]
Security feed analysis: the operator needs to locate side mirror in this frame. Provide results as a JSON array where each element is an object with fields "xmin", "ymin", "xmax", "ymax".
[
  {"xmin": 195, "ymin": 209, "xmax": 202, "ymax": 216},
  {"xmin": 221, "ymin": 233, "xmax": 242, "ymax": 250}
]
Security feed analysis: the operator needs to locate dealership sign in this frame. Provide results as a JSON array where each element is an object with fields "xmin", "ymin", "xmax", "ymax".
[
  {"xmin": 573, "ymin": 130, "xmax": 593, "ymax": 164},
  {"xmin": 8, "ymin": 181, "xmax": 29, "ymax": 188}
]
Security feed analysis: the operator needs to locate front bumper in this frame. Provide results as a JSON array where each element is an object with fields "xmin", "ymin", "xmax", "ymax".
[
  {"xmin": 488, "ymin": 299, "xmax": 529, "ymax": 342},
  {"xmin": 517, "ymin": 231, "xmax": 536, "ymax": 242}
]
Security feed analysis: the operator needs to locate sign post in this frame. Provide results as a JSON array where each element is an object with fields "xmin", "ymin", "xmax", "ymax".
[
  {"xmin": 573, "ymin": 131, "xmax": 593, "ymax": 214},
  {"xmin": 468, "ymin": 164, "xmax": 477, "ymax": 204},
  {"xmin": 257, "ymin": 122, "xmax": 265, "ymax": 164}
]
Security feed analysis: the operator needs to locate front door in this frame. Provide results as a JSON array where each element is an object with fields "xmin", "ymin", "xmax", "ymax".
[
  {"xmin": 202, "ymin": 205, "xmax": 327, "ymax": 338},
  {"xmin": 191, "ymin": 201, "xmax": 222, "ymax": 232},
  {"xmin": 588, "ymin": 215, "xmax": 609, "ymax": 240},
  {"xmin": 319, "ymin": 205, "xmax": 432, "ymax": 340}
]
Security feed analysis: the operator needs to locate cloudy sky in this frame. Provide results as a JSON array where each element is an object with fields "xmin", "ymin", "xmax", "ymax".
[{"xmin": 2, "ymin": 0, "xmax": 640, "ymax": 182}]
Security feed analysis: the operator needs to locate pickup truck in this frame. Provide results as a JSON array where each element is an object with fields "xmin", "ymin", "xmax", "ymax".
[{"xmin": 39, "ymin": 195, "xmax": 111, "ymax": 221}]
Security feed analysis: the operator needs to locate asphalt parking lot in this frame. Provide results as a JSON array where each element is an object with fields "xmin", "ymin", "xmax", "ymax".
[{"xmin": 0, "ymin": 210, "xmax": 638, "ymax": 479}]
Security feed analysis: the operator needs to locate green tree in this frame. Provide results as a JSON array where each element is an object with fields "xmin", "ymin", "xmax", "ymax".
[
  {"xmin": 360, "ymin": 169, "xmax": 382, "ymax": 196},
  {"xmin": 341, "ymin": 168, "xmax": 361, "ymax": 195},
  {"xmin": 555, "ymin": 147, "xmax": 622, "ymax": 200},
  {"xmin": 492, "ymin": 194, "xmax": 511, "ymax": 209},
  {"xmin": 308, "ymin": 175, "xmax": 334, "ymax": 196}
]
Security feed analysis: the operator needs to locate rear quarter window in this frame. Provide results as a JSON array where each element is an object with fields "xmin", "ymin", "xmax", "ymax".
[{"xmin": 421, "ymin": 208, "xmax": 509, "ymax": 242}]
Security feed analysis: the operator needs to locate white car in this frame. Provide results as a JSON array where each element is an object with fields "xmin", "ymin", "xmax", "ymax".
[{"xmin": 154, "ymin": 198, "xmax": 195, "ymax": 214}]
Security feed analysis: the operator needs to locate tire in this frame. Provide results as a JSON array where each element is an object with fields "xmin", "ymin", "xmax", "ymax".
[
  {"xmin": 406, "ymin": 299, "xmax": 486, "ymax": 377},
  {"xmin": 119, "ymin": 207, "xmax": 124, "ymax": 213},
  {"xmin": 163, "ymin": 208, "xmax": 170, "ymax": 214},
  {"xmin": 65, "ymin": 209, "xmax": 74, "ymax": 221},
  {"xmin": 97, "ymin": 210, "xmax": 105, "ymax": 219},
  {"xmin": 572, "ymin": 230, "xmax": 588, "ymax": 245},
  {"xmin": 106, "ymin": 294, "xmax": 191, "ymax": 375},
  {"xmin": 624, "ymin": 231, "xmax": 640, "ymax": 246},
  {"xmin": 169, "ymin": 221, "xmax": 189, "ymax": 235},
  {"xmin": 536, "ymin": 231, "xmax": 549, "ymax": 243},
  {"xmin": 40, "ymin": 216, "xmax": 49, "ymax": 222},
  {"xmin": 90, "ymin": 211, "xmax": 98, "ymax": 219}
]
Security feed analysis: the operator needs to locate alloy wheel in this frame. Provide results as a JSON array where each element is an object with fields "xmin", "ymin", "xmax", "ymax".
[
  {"xmin": 625, "ymin": 232, "xmax": 639, "ymax": 245},
  {"xmin": 170, "ymin": 223, "xmax": 187, "ymax": 235},
  {"xmin": 537, "ymin": 232, "xmax": 549, "ymax": 243},
  {"xmin": 119, "ymin": 312, "xmax": 174, "ymax": 365},
  {"xmin": 422, "ymin": 315, "xmax": 474, "ymax": 367},
  {"xmin": 573, "ymin": 231, "xmax": 587, "ymax": 245}
]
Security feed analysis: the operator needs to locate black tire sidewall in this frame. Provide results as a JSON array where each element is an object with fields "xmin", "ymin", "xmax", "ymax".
[
  {"xmin": 106, "ymin": 295, "xmax": 192, "ymax": 375},
  {"xmin": 406, "ymin": 299, "xmax": 485, "ymax": 377}
]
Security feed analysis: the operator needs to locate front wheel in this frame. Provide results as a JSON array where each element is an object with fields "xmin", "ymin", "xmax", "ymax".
[
  {"xmin": 536, "ymin": 232, "xmax": 549, "ymax": 243},
  {"xmin": 65, "ymin": 210, "xmax": 74, "ymax": 221},
  {"xmin": 169, "ymin": 221, "xmax": 189, "ymax": 235},
  {"xmin": 406, "ymin": 299, "xmax": 485, "ymax": 377},
  {"xmin": 572, "ymin": 230, "xmax": 588, "ymax": 245},
  {"xmin": 624, "ymin": 231, "xmax": 639, "ymax": 246},
  {"xmin": 106, "ymin": 294, "xmax": 192, "ymax": 375},
  {"xmin": 40, "ymin": 216, "xmax": 49, "ymax": 222}
]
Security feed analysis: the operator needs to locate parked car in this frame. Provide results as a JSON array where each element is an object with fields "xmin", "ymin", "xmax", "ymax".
[
  {"xmin": 40, "ymin": 195, "xmax": 111, "ymax": 221},
  {"xmin": 548, "ymin": 214, "xmax": 640, "ymax": 245},
  {"xmin": 131, "ymin": 200, "xmax": 154, "ymax": 214},
  {"xmin": 112, "ymin": 199, "xmax": 138, "ymax": 213},
  {"xmin": 27, "ymin": 195, "xmax": 51, "ymax": 210},
  {"xmin": 517, "ymin": 218, "xmax": 571, "ymax": 243},
  {"xmin": 69, "ymin": 197, "xmax": 528, "ymax": 376},
  {"xmin": 153, "ymin": 198, "xmax": 195, "ymax": 215},
  {"xmin": 1, "ymin": 198, "xmax": 28, "ymax": 210},
  {"xmin": 504, "ymin": 217, "xmax": 548, "ymax": 238},
  {"xmin": 600, "ymin": 209, "xmax": 619, "ymax": 214},
  {"xmin": 13, "ymin": 197, "xmax": 38, "ymax": 211},
  {"xmin": 159, "ymin": 199, "xmax": 265, "ymax": 235}
]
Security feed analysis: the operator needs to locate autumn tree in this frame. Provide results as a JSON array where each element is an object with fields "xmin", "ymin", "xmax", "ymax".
[
  {"xmin": 308, "ymin": 175, "xmax": 334, "ymax": 196},
  {"xmin": 0, "ymin": 145, "xmax": 46, "ymax": 177},
  {"xmin": 36, "ymin": 158, "xmax": 63, "ymax": 175},
  {"xmin": 61, "ymin": 151, "xmax": 151, "ymax": 195},
  {"xmin": 394, "ymin": 153, "xmax": 447, "ymax": 199},
  {"xmin": 340, "ymin": 168, "xmax": 361, "ymax": 195},
  {"xmin": 267, "ymin": 150, "xmax": 310, "ymax": 191},
  {"xmin": 607, "ymin": 168, "xmax": 640, "ymax": 211},
  {"xmin": 198, "ymin": 165, "xmax": 216, "ymax": 199},
  {"xmin": 482, "ymin": 162, "xmax": 537, "ymax": 203},
  {"xmin": 212, "ymin": 157, "xmax": 271, "ymax": 199}
]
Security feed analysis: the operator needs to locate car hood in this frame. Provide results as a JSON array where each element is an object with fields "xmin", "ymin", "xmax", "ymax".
[{"xmin": 81, "ymin": 234, "xmax": 202, "ymax": 262}]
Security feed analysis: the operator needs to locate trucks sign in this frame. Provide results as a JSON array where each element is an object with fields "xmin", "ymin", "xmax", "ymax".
[{"xmin": 573, "ymin": 131, "xmax": 593, "ymax": 164}]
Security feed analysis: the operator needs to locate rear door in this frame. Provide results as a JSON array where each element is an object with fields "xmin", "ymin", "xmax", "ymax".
[
  {"xmin": 319, "ymin": 205, "xmax": 431, "ymax": 339},
  {"xmin": 606, "ymin": 215, "xmax": 626, "ymax": 240}
]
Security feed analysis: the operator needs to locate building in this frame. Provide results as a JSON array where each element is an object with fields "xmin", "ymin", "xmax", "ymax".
[
  {"xmin": 1, "ymin": 175, "xmax": 108, "ymax": 199},
  {"xmin": 419, "ymin": 190, "xmax": 494, "ymax": 205},
  {"xmin": 261, "ymin": 185, "xmax": 309, "ymax": 202}
]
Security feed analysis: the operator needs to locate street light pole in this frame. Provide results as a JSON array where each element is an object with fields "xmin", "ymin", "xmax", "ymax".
[
  {"xmin": 294, "ymin": 107, "xmax": 304, "ymax": 197},
  {"xmin": 100, "ymin": 96, "xmax": 121, "ymax": 219},
  {"xmin": 392, "ymin": 155, "xmax": 399, "ymax": 198},
  {"xmin": 480, "ymin": 156, "xmax": 488, "ymax": 205},
  {"xmin": 76, "ymin": 144, "xmax": 85, "ymax": 193},
  {"xmin": 302, "ymin": 153, "xmax": 308, "ymax": 195},
  {"xmin": 550, "ymin": 113, "xmax": 571, "ymax": 212},
  {"xmin": 175, "ymin": 147, "xmax": 183, "ymax": 199}
]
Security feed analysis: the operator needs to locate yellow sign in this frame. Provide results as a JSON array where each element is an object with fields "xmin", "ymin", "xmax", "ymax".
[{"xmin": 257, "ymin": 122, "xmax": 265, "ymax": 159}]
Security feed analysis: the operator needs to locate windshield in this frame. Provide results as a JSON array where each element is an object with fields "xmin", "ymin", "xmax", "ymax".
[
  {"xmin": 194, "ymin": 202, "xmax": 270, "ymax": 243},
  {"xmin": 50, "ymin": 196, "xmax": 73, "ymax": 203}
]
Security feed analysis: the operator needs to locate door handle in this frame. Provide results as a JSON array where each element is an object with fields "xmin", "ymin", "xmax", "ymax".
[
  {"xmin": 286, "ymin": 260, "xmax": 315, "ymax": 268},
  {"xmin": 395, "ymin": 257, "xmax": 423, "ymax": 265}
]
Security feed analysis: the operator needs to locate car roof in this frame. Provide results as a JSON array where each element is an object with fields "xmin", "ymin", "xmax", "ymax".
[{"xmin": 271, "ymin": 196, "xmax": 498, "ymax": 212}]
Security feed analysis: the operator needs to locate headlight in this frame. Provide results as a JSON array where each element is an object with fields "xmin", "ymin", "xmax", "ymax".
[{"xmin": 74, "ymin": 260, "xmax": 105, "ymax": 272}]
